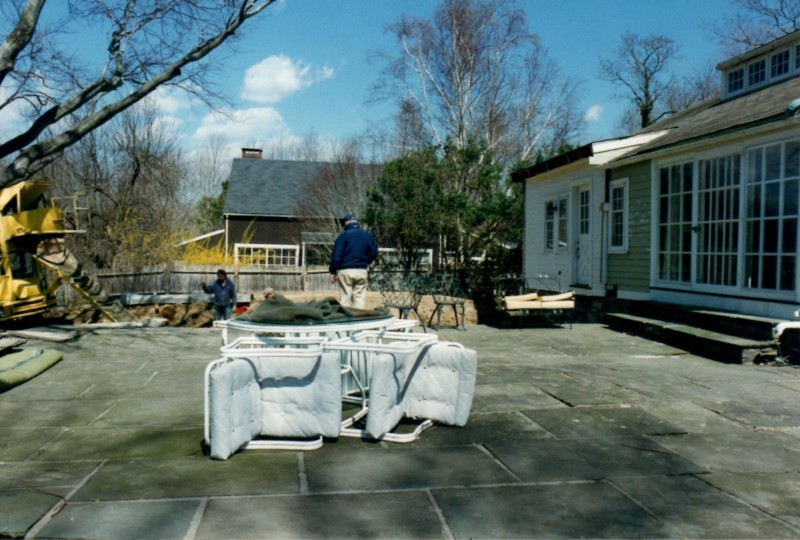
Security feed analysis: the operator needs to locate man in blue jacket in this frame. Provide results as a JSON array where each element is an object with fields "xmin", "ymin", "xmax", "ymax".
[
  {"xmin": 329, "ymin": 213, "xmax": 378, "ymax": 308},
  {"xmin": 201, "ymin": 269, "xmax": 237, "ymax": 320}
]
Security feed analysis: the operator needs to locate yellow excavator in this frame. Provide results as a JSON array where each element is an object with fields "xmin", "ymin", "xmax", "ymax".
[{"xmin": 0, "ymin": 180, "xmax": 135, "ymax": 323}]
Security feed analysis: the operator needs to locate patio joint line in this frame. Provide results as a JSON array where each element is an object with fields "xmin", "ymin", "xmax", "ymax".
[
  {"xmin": 297, "ymin": 451, "xmax": 309, "ymax": 494},
  {"xmin": 691, "ymin": 473, "xmax": 800, "ymax": 535},
  {"xmin": 474, "ymin": 443, "xmax": 523, "ymax": 482},
  {"xmin": 424, "ymin": 488, "xmax": 455, "ymax": 540},
  {"xmin": 24, "ymin": 459, "xmax": 107, "ymax": 539},
  {"xmin": 182, "ymin": 497, "xmax": 208, "ymax": 540}
]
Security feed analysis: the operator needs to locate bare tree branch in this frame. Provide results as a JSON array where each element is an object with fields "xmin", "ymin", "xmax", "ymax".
[
  {"xmin": 0, "ymin": 0, "xmax": 44, "ymax": 87},
  {"xmin": 599, "ymin": 33, "xmax": 679, "ymax": 130},
  {"xmin": 372, "ymin": 0, "xmax": 581, "ymax": 165},
  {"xmin": 714, "ymin": 0, "xmax": 800, "ymax": 54},
  {"xmin": 0, "ymin": 0, "xmax": 277, "ymax": 188}
]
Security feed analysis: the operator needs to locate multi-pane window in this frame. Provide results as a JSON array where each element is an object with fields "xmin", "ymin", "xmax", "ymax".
[
  {"xmin": 727, "ymin": 68, "xmax": 744, "ymax": 93},
  {"xmin": 697, "ymin": 155, "xmax": 740, "ymax": 286},
  {"xmin": 544, "ymin": 200, "xmax": 555, "ymax": 251},
  {"xmin": 657, "ymin": 162, "xmax": 693, "ymax": 282},
  {"xmin": 544, "ymin": 195, "xmax": 568, "ymax": 251},
  {"xmin": 235, "ymin": 244, "xmax": 299, "ymax": 268},
  {"xmin": 557, "ymin": 196, "xmax": 568, "ymax": 249},
  {"xmin": 579, "ymin": 189, "xmax": 590, "ymax": 235},
  {"xmin": 609, "ymin": 179, "xmax": 627, "ymax": 252},
  {"xmin": 725, "ymin": 39, "xmax": 800, "ymax": 97},
  {"xmin": 771, "ymin": 49, "xmax": 790, "ymax": 78},
  {"xmin": 748, "ymin": 59, "xmax": 766, "ymax": 86},
  {"xmin": 744, "ymin": 141, "xmax": 800, "ymax": 290}
]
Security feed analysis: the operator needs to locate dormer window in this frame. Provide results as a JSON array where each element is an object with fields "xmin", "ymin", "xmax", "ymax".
[
  {"xmin": 728, "ymin": 68, "xmax": 744, "ymax": 93},
  {"xmin": 771, "ymin": 49, "xmax": 790, "ymax": 77},
  {"xmin": 748, "ymin": 59, "xmax": 766, "ymax": 85},
  {"xmin": 719, "ymin": 30, "xmax": 800, "ymax": 98}
]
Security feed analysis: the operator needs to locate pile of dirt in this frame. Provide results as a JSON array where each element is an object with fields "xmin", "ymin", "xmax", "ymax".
[{"xmin": 46, "ymin": 291, "xmax": 478, "ymax": 328}]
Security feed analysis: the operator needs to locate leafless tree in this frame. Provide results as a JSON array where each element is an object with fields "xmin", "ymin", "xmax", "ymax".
[
  {"xmin": 0, "ymin": 0, "xmax": 277, "ymax": 189},
  {"xmin": 599, "ymin": 33, "xmax": 679, "ymax": 130},
  {"xmin": 294, "ymin": 137, "xmax": 382, "ymax": 231},
  {"xmin": 46, "ymin": 100, "xmax": 189, "ymax": 270},
  {"xmin": 371, "ymin": 0, "xmax": 582, "ymax": 165},
  {"xmin": 714, "ymin": 0, "xmax": 800, "ymax": 54},
  {"xmin": 262, "ymin": 131, "xmax": 326, "ymax": 162},
  {"xmin": 187, "ymin": 135, "xmax": 229, "ymax": 202},
  {"xmin": 612, "ymin": 63, "xmax": 721, "ymax": 135},
  {"xmin": 665, "ymin": 65, "xmax": 721, "ymax": 112}
]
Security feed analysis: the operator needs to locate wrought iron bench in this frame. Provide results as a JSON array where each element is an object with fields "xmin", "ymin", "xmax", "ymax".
[{"xmin": 494, "ymin": 273, "xmax": 575, "ymax": 326}]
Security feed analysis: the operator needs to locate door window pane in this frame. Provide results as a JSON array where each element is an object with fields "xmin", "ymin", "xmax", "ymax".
[{"xmin": 657, "ymin": 162, "xmax": 692, "ymax": 283}]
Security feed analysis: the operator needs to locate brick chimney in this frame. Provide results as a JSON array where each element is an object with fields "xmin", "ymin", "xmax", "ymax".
[{"xmin": 241, "ymin": 147, "xmax": 263, "ymax": 159}]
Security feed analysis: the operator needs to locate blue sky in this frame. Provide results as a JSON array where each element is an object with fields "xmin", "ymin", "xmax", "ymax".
[
  {"xmin": 3, "ymin": 1, "xmax": 739, "ymax": 165},
  {"xmin": 162, "ymin": 0, "xmax": 734, "ymax": 161}
]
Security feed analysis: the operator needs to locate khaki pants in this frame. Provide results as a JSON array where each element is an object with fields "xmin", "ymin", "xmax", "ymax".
[{"xmin": 337, "ymin": 268, "xmax": 369, "ymax": 308}]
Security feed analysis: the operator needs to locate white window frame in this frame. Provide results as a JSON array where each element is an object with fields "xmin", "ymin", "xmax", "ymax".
[
  {"xmin": 748, "ymin": 58, "xmax": 766, "ymax": 86},
  {"xmin": 742, "ymin": 138, "xmax": 800, "ymax": 292},
  {"xmin": 234, "ymin": 243, "xmax": 299, "ymax": 268},
  {"xmin": 727, "ymin": 68, "xmax": 744, "ymax": 93},
  {"xmin": 543, "ymin": 194, "xmax": 568, "ymax": 252},
  {"xmin": 771, "ymin": 48, "xmax": 790, "ymax": 79},
  {"xmin": 557, "ymin": 195, "xmax": 568, "ymax": 251},
  {"xmin": 723, "ymin": 37, "xmax": 800, "ymax": 97},
  {"xmin": 608, "ymin": 178, "xmax": 628, "ymax": 253},
  {"xmin": 544, "ymin": 198, "xmax": 556, "ymax": 252}
]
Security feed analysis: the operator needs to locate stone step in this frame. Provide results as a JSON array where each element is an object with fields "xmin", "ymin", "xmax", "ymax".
[
  {"xmin": 622, "ymin": 302, "xmax": 780, "ymax": 342},
  {"xmin": 604, "ymin": 312, "xmax": 776, "ymax": 364}
]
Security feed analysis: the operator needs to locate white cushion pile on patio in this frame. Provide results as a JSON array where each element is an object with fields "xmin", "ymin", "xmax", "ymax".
[
  {"xmin": 206, "ymin": 348, "xmax": 342, "ymax": 460},
  {"xmin": 205, "ymin": 328, "xmax": 477, "ymax": 460},
  {"xmin": 366, "ymin": 342, "xmax": 477, "ymax": 439}
]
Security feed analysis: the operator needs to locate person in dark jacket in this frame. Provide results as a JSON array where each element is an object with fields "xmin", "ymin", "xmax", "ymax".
[
  {"xmin": 329, "ymin": 213, "xmax": 378, "ymax": 308},
  {"xmin": 201, "ymin": 269, "xmax": 237, "ymax": 320}
]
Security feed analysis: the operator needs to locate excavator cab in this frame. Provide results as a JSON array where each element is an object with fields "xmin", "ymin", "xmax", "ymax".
[
  {"xmin": 0, "ymin": 180, "xmax": 136, "ymax": 324},
  {"xmin": 0, "ymin": 181, "xmax": 64, "ymax": 321}
]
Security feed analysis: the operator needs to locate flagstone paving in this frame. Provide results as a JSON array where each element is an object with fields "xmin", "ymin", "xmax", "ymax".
[{"xmin": 1, "ymin": 323, "xmax": 799, "ymax": 539}]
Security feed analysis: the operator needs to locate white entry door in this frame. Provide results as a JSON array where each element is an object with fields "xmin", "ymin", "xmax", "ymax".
[{"xmin": 574, "ymin": 186, "xmax": 592, "ymax": 286}]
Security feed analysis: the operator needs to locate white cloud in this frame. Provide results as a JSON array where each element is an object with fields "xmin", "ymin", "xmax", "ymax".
[
  {"xmin": 190, "ymin": 107, "xmax": 289, "ymax": 155},
  {"xmin": 584, "ymin": 105, "xmax": 603, "ymax": 123},
  {"xmin": 149, "ymin": 86, "xmax": 191, "ymax": 116},
  {"xmin": 241, "ymin": 54, "xmax": 334, "ymax": 103}
]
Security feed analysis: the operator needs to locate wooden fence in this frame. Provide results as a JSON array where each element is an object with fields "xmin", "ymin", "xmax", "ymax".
[{"xmin": 56, "ymin": 264, "xmax": 339, "ymax": 306}]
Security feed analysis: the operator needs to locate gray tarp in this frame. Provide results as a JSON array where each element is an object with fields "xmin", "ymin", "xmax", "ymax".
[{"xmin": 238, "ymin": 295, "xmax": 390, "ymax": 324}]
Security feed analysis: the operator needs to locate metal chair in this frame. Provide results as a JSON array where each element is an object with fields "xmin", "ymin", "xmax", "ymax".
[
  {"xmin": 427, "ymin": 274, "xmax": 467, "ymax": 330},
  {"xmin": 377, "ymin": 274, "xmax": 425, "ymax": 324}
]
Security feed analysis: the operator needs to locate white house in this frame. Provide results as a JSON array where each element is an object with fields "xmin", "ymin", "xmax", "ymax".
[{"xmin": 512, "ymin": 30, "xmax": 800, "ymax": 319}]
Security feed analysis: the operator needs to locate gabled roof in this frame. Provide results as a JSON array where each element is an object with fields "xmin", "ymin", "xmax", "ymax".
[
  {"xmin": 619, "ymin": 74, "xmax": 800, "ymax": 160},
  {"xmin": 224, "ymin": 159, "xmax": 326, "ymax": 217},
  {"xmin": 224, "ymin": 158, "xmax": 383, "ymax": 218},
  {"xmin": 514, "ymin": 74, "xmax": 800, "ymax": 183}
]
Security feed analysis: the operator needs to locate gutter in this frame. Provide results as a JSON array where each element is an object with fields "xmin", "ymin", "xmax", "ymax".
[
  {"xmin": 511, "ymin": 144, "xmax": 594, "ymax": 182},
  {"xmin": 608, "ymin": 113, "xmax": 796, "ymax": 167}
]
